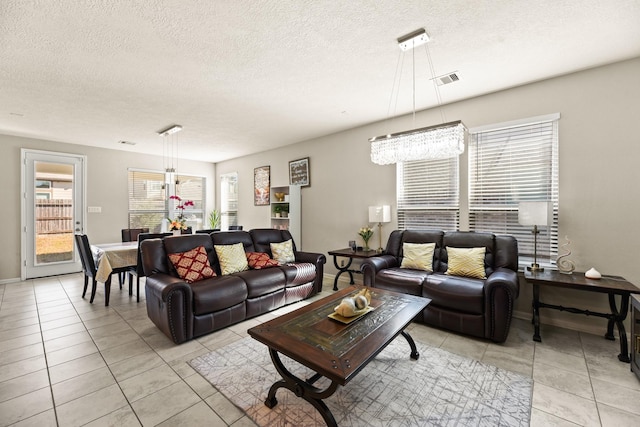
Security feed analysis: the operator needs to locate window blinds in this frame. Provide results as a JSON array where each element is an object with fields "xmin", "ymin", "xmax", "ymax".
[
  {"xmin": 469, "ymin": 115, "xmax": 559, "ymax": 264},
  {"xmin": 127, "ymin": 170, "xmax": 166, "ymax": 232},
  {"xmin": 397, "ymin": 157, "xmax": 459, "ymax": 231}
]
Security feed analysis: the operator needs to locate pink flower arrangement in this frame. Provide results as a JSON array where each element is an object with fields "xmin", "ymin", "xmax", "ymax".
[{"xmin": 167, "ymin": 195, "xmax": 194, "ymax": 230}]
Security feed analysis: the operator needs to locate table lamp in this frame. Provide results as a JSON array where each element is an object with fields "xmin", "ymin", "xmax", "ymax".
[
  {"xmin": 518, "ymin": 201, "xmax": 551, "ymax": 272},
  {"xmin": 369, "ymin": 205, "xmax": 391, "ymax": 253}
]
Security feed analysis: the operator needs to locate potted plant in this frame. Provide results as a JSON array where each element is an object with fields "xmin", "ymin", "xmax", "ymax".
[
  {"xmin": 208, "ymin": 210, "xmax": 221, "ymax": 229},
  {"xmin": 273, "ymin": 205, "xmax": 283, "ymax": 218},
  {"xmin": 281, "ymin": 204, "xmax": 289, "ymax": 218}
]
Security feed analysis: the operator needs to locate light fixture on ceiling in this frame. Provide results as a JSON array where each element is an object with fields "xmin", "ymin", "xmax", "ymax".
[
  {"xmin": 158, "ymin": 124, "xmax": 182, "ymax": 185},
  {"xmin": 370, "ymin": 28, "xmax": 466, "ymax": 165}
]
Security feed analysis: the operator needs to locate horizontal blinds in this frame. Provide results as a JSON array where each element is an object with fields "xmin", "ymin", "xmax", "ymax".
[
  {"xmin": 177, "ymin": 174, "xmax": 205, "ymax": 211},
  {"xmin": 469, "ymin": 119, "xmax": 559, "ymax": 262},
  {"xmin": 128, "ymin": 170, "xmax": 167, "ymax": 232},
  {"xmin": 397, "ymin": 157, "xmax": 459, "ymax": 231}
]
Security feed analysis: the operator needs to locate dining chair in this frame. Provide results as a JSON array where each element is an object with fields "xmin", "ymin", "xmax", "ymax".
[
  {"xmin": 131, "ymin": 232, "xmax": 172, "ymax": 302},
  {"xmin": 75, "ymin": 234, "xmax": 135, "ymax": 306},
  {"xmin": 75, "ymin": 234, "xmax": 98, "ymax": 303},
  {"xmin": 120, "ymin": 228, "xmax": 149, "ymax": 287},
  {"xmin": 229, "ymin": 225, "xmax": 243, "ymax": 230}
]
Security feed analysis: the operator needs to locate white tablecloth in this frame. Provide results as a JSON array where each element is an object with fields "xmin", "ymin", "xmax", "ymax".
[{"xmin": 91, "ymin": 242, "xmax": 138, "ymax": 283}]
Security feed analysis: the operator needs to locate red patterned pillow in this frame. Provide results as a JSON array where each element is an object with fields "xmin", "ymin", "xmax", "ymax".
[
  {"xmin": 246, "ymin": 252, "xmax": 280, "ymax": 269},
  {"xmin": 168, "ymin": 245, "xmax": 216, "ymax": 283}
]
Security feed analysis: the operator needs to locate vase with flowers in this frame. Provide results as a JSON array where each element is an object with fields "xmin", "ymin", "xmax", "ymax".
[
  {"xmin": 167, "ymin": 195, "xmax": 194, "ymax": 235},
  {"xmin": 358, "ymin": 226, "xmax": 374, "ymax": 251}
]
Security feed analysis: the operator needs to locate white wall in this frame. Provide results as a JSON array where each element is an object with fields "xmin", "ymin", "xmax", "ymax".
[
  {"xmin": 1, "ymin": 136, "xmax": 215, "ymax": 281},
  {"xmin": 216, "ymin": 57, "xmax": 640, "ymax": 334}
]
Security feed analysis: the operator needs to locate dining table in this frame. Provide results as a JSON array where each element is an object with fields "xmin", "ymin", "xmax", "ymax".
[{"xmin": 91, "ymin": 241, "xmax": 138, "ymax": 306}]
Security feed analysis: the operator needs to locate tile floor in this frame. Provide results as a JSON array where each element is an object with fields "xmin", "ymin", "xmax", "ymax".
[{"xmin": 1, "ymin": 273, "xmax": 639, "ymax": 426}]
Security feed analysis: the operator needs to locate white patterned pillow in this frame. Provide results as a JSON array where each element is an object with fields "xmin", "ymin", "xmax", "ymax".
[
  {"xmin": 445, "ymin": 247, "xmax": 486, "ymax": 279},
  {"xmin": 400, "ymin": 242, "xmax": 435, "ymax": 271},
  {"xmin": 214, "ymin": 243, "xmax": 249, "ymax": 275},
  {"xmin": 270, "ymin": 239, "xmax": 295, "ymax": 264}
]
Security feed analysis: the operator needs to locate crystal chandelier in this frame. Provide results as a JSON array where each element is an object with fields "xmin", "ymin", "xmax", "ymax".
[{"xmin": 370, "ymin": 29, "xmax": 466, "ymax": 165}]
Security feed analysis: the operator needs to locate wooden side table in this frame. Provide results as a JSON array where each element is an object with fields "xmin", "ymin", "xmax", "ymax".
[
  {"xmin": 524, "ymin": 269, "xmax": 640, "ymax": 362},
  {"xmin": 327, "ymin": 248, "xmax": 381, "ymax": 291}
]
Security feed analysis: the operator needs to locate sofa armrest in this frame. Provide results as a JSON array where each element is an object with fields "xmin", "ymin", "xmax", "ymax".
[
  {"xmin": 145, "ymin": 273, "xmax": 194, "ymax": 344},
  {"xmin": 295, "ymin": 251, "xmax": 327, "ymax": 293},
  {"xmin": 361, "ymin": 255, "xmax": 399, "ymax": 286},
  {"xmin": 484, "ymin": 267, "xmax": 519, "ymax": 343}
]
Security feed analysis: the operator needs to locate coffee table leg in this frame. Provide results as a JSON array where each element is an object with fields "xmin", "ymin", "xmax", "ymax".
[
  {"xmin": 401, "ymin": 331, "xmax": 420, "ymax": 360},
  {"xmin": 266, "ymin": 348, "xmax": 339, "ymax": 426}
]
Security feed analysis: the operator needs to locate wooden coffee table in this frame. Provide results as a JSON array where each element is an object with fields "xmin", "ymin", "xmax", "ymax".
[{"xmin": 247, "ymin": 286, "xmax": 430, "ymax": 427}]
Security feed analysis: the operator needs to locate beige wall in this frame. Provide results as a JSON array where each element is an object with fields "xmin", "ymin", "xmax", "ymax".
[
  {"xmin": 1, "ymin": 136, "xmax": 215, "ymax": 281},
  {"xmin": 217, "ymin": 57, "xmax": 640, "ymax": 334}
]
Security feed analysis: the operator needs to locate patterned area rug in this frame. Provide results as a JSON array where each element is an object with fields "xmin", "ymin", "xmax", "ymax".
[{"xmin": 190, "ymin": 337, "xmax": 532, "ymax": 426}]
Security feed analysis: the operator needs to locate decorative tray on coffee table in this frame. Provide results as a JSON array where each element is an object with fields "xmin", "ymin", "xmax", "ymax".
[{"xmin": 328, "ymin": 306, "xmax": 375, "ymax": 324}]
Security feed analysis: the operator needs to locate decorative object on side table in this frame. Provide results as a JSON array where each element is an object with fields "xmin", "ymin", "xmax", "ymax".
[
  {"xmin": 167, "ymin": 195, "xmax": 193, "ymax": 232},
  {"xmin": 358, "ymin": 226, "xmax": 373, "ymax": 251},
  {"xmin": 518, "ymin": 201, "xmax": 552, "ymax": 272},
  {"xmin": 369, "ymin": 205, "xmax": 391, "ymax": 253},
  {"xmin": 585, "ymin": 267, "xmax": 602, "ymax": 279},
  {"xmin": 556, "ymin": 235, "xmax": 575, "ymax": 274}
]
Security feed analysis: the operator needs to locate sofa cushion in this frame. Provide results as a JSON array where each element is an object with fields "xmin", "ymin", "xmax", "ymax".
[
  {"xmin": 423, "ymin": 274, "xmax": 485, "ymax": 315},
  {"xmin": 374, "ymin": 268, "xmax": 429, "ymax": 296},
  {"xmin": 167, "ymin": 245, "xmax": 216, "ymax": 284},
  {"xmin": 235, "ymin": 268, "xmax": 286, "ymax": 298},
  {"xmin": 270, "ymin": 239, "xmax": 295, "ymax": 263},
  {"xmin": 445, "ymin": 247, "xmax": 486, "ymax": 279},
  {"xmin": 190, "ymin": 275, "xmax": 248, "ymax": 315},
  {"xmin": 246, "ymin": 252, "xmax": 280, "ymax": 269},
  {"xmin": 400, "ymin": 242, "xmax": 435, "ymax": 271},
  {"xmin": 215, "ymin": 243, "xmax": 249, "ymax": 275}
]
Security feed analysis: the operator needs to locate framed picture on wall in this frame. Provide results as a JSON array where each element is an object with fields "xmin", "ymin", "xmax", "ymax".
[
  {"xmin": 289, "ymin": 157, "xmax": 310, "ymax": 187},
  {"xmin": 254, "ymin": 166, "xmax": 270, "ymax": 206}
]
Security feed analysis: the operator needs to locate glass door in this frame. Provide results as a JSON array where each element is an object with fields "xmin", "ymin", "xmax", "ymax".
[{"xmin": 22, "ymin": 149, "xmax": 85, "ymax": 279}]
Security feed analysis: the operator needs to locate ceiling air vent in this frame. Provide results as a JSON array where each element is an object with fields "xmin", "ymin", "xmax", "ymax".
[
  {"xmin": 118, "ymin": 140, "xmax": 136, "ymax": 146},
  {"xmin": 433, "ymin": 72, "xmax": 460, "ymax": 86}
]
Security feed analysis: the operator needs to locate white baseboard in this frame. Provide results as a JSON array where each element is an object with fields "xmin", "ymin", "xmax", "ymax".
[{"xmin": 0, "ymin": 277, "xmax": 22, "ymax": 285}]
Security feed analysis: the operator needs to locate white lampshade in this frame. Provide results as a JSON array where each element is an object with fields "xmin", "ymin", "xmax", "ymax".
[
  {"xmin": 518, "ymin": 201, "xmax": 552, "ymax": 226},
  {"xmin": 369, "ymin": 205, "xmax": 391, "ymax": 223}
]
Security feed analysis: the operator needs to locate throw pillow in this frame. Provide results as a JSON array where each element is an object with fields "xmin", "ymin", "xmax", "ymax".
[
  {"xmin": 246, "ymin": 252, "xmax": 280, "ymax": 269},
  {"xmin": 167, "ymin": 245, "xmax": 216, "ymax": 284},
  {"xmin": 215, "ymin": 242, "xmax": 249, "ymax": 275},
  {"xmin": 400, "ymin": 242, "xmax": 436, "ymax": 271},
  {"xmin": 270, "ymin": 239, "xmax": 295, "ymax": 263},
  {"xmin": 445, "ymin": 247, "xmax": 487, "ymax": 279}
]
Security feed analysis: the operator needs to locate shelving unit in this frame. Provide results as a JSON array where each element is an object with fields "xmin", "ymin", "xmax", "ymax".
[{"xmin": 270, "ymin": 185, "xmax": 301, "ymax": 246}]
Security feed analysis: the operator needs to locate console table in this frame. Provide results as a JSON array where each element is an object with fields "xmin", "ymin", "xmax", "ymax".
[
  {"xmin": 524, "ymin": 270, "xmax": 640, "ymax": 362},
  {"xmin": 327, "ymin": 248, "xmax": 381, "ymax": 291}
]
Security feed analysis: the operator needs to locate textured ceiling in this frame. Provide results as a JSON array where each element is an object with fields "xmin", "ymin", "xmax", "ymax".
[{"xmin": 1, "ymin": 0, "xmax": 639, "ymax": 163}]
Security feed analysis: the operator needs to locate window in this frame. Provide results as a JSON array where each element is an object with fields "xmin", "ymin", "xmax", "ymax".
[
  {"xmin": 395, "ymin": 113, "xmax": 560, "ymax": 266},
  {"xmin": 397, "ymin": 157, "xmax": 459, "ymax": 231},
  {"xmin": 469, "ymin": 114, "xmax": 559, "ymax": 265},
  {"xmin": 175, "ymin": 173, "xmax": 206, "ymax": 230},
  {"xmin": 128, "ymin": 170, "xmax": 166, "ymax": 232},
  {"xmin": 220, "ymin": 172, "xmax": 238, "ymax": 230}
]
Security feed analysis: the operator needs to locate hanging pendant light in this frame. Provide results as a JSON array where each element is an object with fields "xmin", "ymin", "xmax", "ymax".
[
  {"xmin": 370, "ymin": 29, "xmax": 466, "ymax": 165},
  {"xmin": 158, "ymin": 124, "xmax": 182, "ymax": 185}
]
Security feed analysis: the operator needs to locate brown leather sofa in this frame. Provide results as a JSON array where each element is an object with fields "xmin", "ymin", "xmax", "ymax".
[
  {"xmin": 140, "ymin": 229, "xmax": 325, "ymax": 344},
  {"xmin": 361, "ymin": 230, "xmax": 519, "ymax": 343}
]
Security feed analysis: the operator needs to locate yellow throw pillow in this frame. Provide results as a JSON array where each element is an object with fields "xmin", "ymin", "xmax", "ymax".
[
  {"xmin": 214, "ymin": 242, "xmax": 249, "ymax": 275},
  {"xmin": 270, "ymin": 239, "xmax": 295, "ymax": 264},
  {"xmin": 400, "ymin": 242, "xmax": 435, "ymax": 272},
  {"xmin": 445, "ymin": 247, "xmax": 486, "ymax": 279}
]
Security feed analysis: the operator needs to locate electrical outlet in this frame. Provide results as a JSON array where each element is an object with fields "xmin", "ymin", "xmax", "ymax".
[{"xmin": 88, "ymin": 206, "xmax": 102, "ymax": 213}]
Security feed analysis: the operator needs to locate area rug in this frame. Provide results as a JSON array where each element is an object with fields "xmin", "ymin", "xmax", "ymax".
[{"xmin": 190, "ymin": 337, "xmax": 532, "ymax": 426}]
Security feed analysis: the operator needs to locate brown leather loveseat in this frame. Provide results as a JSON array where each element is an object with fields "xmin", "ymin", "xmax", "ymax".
[
  {"xmin": 140, "ymin": 229, "xmax": 325, "ymax": 344},
  {"xmin": 361, "ymin": 230, "xmax": 518, "ymax": 343}
]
